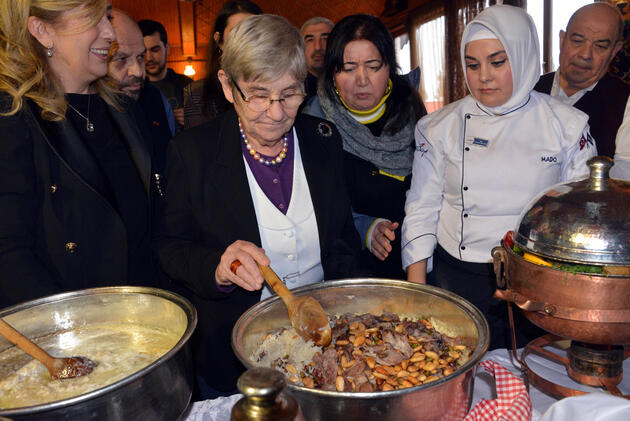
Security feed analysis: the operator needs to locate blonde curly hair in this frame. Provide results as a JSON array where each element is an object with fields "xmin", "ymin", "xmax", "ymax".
[{"xmin": 0, "ymin": 0, "xmax": 122, "ymax": 121}]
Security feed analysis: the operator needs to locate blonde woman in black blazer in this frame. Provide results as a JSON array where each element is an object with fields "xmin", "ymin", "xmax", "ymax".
[{"xmin": 0, "ymin": 1, "xmax": 161, "ymax": 309}]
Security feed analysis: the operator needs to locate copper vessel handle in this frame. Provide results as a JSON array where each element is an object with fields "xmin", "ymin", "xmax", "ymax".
[
  {"xmin": 493, "ymin": 288, "xmax": 546, "ymax": 312},
  {"xmin": 491, "ymin": 246, "xmax": 508, "ymax": 289}
]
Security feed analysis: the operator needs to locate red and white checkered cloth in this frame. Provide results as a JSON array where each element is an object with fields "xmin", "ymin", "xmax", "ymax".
[{"xmin": 464, "ymin": 360, "xmax": 532, "ymax": 421}]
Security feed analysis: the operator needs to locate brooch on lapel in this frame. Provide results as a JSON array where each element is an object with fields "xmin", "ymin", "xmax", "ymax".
[{"xmin": 316, "ymin": 122, "xmax": 333, "ymax": 138}]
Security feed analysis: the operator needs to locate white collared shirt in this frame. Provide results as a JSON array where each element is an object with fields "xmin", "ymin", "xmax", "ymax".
[
  {"xmin": 550, "ymin": 70, "xmax": 597, "ymax": 106},
  {"xmin": 402, "ymin": 93, "xmax": 595, "ymax": 266},
  {"xmin": 243, "ymin": 128, "xmax": 324, "ymax": 300}
]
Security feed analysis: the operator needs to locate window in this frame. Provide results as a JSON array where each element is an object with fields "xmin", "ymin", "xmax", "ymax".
[
  {"xmin": 416, "ymin": 16, "xmax": 446, "ymax": 113},
  {"xmin": 527, "ymin": 0, "xmax": 593, "ymax": 72},
  {"xmin": 395, "ymin": 34, "xmax": 412, "ymax": 75}
]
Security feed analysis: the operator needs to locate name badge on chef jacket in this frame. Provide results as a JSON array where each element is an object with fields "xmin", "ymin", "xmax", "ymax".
[{"xmin": 466, "ymin": 137, "xmax": 490, "ymax": 149}]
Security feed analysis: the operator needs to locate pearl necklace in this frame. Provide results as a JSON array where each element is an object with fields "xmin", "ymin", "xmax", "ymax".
[{"xmin": 239, "ymin": 122, "xmax": 288, "ymax": 166}]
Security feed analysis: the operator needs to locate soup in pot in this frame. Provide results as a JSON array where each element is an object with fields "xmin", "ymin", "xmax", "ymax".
[{"xmin": 0, "ymin": 322, "xmax": 181, "ymax": 409}]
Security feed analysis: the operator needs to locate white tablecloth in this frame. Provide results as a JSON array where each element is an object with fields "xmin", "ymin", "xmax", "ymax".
[{"xmin": 182, "ymin": 347, "xmax": 630, "ymax": 421}]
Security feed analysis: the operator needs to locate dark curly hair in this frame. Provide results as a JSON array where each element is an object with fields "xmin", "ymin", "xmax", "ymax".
[{"xmin": 321, "ymin": 14, "xmax": 424, "ymax": 135}]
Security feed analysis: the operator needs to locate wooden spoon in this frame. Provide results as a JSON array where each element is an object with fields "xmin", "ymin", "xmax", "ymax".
[
  {"xmin": 0, "ymin": 318, "xmax": 97, "ymax": 380},
  {"xmin": 257, "ymin": 263, "xmax": 332, "ymax": 347}
]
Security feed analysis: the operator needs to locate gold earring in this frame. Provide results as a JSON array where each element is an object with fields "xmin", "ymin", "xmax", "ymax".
[{"xmin": 385, "ymin": 79, "xmax": 392, "ymax": 95}]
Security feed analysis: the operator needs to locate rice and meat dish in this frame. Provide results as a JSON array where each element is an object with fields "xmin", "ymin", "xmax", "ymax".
[{"xmin": 253, "ymin": 312, "xmax": 472, "ymax": 392}]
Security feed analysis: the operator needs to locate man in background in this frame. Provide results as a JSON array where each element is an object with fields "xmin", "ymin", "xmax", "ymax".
[
  {"xmin": 138, "ymin": 19, "xmax": 192, "ymax": 129},
  {"xmin": 534, "ymin": 2, "xmax": 629, "ymax": 159},
  {"xmin": 109, "ymin": 9, "xmax": 175, "ymax": 182},
  {"xmin": 300, "ymin": 17, "xmax": 334, "ymax": 99}
]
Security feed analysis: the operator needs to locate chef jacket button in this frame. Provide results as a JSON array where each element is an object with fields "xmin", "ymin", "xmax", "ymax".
[
  {"xmin": 465, "ymin": 147, "xmax": 470, "ymax": 152},
  {"xmin": 50, "ymin": 184, "xmax": 58, "ymax": 194},
  {"xmin": 287, "ymin": 254, "xmax": 295, "ymax": 261},
  {"xmin": 65, "ymin": 242, "xmax": 78, "ymax": 253},
  {"xmin": 463, "ymin": 213, "xmax": 469, "ymax": 218},
  {"xmin": 461, "ymin": 246, "xmax": 466, "ymax": 250},
  {"xmin": 284, "ymin": 231, "xmax": 294, "ymax": 238},
  {"xmin": 463, "ymin": 186, "xmax": 469, "ymax": 191}
]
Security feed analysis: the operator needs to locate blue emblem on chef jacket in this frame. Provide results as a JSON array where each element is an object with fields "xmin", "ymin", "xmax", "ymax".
[{"xmin": 472, "ymin": 137, "xmax": 489, "ymax": 147}]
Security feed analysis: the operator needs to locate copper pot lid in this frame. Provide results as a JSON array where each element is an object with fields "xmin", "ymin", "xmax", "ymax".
[{"xmin": 514, "ymin": 156, "xmax": 630, "ymax": 265}]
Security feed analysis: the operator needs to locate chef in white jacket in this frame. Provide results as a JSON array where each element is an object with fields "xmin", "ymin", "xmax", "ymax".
[{"xmin": 401, "ymin": 4, "xmax": 596, "ymax": 350}]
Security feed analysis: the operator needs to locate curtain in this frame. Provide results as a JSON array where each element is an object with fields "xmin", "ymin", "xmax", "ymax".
[
  {"xmin": 416, "ymin": 16, "xmax": 446, "ymax": 113},
  {"xmin": 445, "ymin": 0, "xmax": 496, "ymax": 103},
  {"xmin": 609, "ymin": 1, "xmax": 630, "ymax": 83}
]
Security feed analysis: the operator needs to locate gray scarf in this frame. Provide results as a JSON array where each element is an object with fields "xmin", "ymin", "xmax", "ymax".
[{"xmin": 317, "ymin": 90, "xmax": 415, "ymax": 177}]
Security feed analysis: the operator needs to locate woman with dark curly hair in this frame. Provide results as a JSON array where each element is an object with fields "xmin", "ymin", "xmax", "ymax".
[{"xmin": 303, "ymin": 14, "xmax": 426, "ymax": 279}]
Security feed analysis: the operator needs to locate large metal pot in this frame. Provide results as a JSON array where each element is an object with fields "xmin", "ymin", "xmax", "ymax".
[
  {"xmin": 493, "ymin": 157, "xmax": 630, "ymax": 345},
  {"xmin": 0, "ymin": 287, "xmax": 197, "ymax": 421},
  {"xmin": 232, "ymin": 279, "xmax": 489, "ymax": 421}
]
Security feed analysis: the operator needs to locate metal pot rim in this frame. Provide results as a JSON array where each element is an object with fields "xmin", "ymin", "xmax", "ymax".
[
  {"xmin": 0, "ymin": 286, "xmax": 197, "ymax": 415},
  {"xmin": 233, "ymin": 278, "xmax": 490, "ymax": 398}
]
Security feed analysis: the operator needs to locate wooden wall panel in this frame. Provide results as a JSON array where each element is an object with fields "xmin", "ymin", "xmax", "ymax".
[{"xmin": 110, "ymin": 0, "xmax": 433, "ymax": 80}]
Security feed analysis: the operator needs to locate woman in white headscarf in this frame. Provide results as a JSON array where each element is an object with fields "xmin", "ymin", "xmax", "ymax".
[{"xmin": 401, "ymin": 5, "xmax": 596, "ymax": 349}]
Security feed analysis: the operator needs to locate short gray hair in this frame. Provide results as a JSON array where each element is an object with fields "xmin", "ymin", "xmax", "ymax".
[
  {"xmin": 301, "ymin": 16, "xmax": 334, "ymax": 34},
  {"xmin": 221, "ymin": 14, "xmax": 307, "ymax": 84}
]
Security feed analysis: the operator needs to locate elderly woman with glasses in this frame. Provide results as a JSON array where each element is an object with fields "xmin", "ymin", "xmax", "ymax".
[{"xmin": 156, "ymin": 14, "xmax": 362, "ymax": 398}]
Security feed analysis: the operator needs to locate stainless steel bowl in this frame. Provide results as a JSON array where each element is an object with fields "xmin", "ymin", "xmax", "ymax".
[
  {"xmin": 232, "ymin": 279, "xmax": 489, "ymax": 421},
  {"xmin": 0, "ymin": 287, "xmax": 197, "ymax": 421},
  {"xmin": 515, "ymin": 156, "xmax": 630, "ymax": 265}
]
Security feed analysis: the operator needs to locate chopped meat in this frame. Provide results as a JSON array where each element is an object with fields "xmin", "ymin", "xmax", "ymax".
[
  {"xmin": 331, "ymin": 323, "xmax": 349, "ymax": 341},
  {"xmin": 357, "ymin": 381, "xmax": 374, "ymax": 392},
  {"xmin": 344, "ymin": 359, "xmax": 366, "ymax": 379},
  {"xmin": 373, "ymin": 347, "xmax": 405, "ymax": 366},
  {"xmin": 381, "ymin": 329, "xmax": 413, "ymax": 358},
  {"xmin": 313, "ymin": 348, "xmax": 337, "ymax": 391}
]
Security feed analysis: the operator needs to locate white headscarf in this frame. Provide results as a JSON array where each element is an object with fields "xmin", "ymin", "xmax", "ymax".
[{"xmin": 461, "ymin": 5, "xmax": 540, "ymax": 115}]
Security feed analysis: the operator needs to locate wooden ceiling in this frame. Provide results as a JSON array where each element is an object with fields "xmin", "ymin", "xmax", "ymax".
[{"xmin": 110, "ymin": 0, "xmax": 425, "ymax": 79}]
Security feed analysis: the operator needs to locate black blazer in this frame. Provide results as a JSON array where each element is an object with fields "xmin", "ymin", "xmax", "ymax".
[
  {"xmin": 534, "ymin": 72, "xmax": 629, "ymax": 158},
  {"xmin": 0, "ymin": 96, "xmax": 157, "ymax": 309},
  {"xmin": 155, "ymin": 109, "xmax": 362, "ymax": 393}
]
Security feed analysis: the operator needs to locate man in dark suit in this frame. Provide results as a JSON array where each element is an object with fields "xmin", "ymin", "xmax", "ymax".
[
  {"xmin": 534, "ymin": 3, "xmax": 629, "ymax": 159},
  {"xmin": 108, "ymin": 9, "xmax": 174, "ymax": 184}
]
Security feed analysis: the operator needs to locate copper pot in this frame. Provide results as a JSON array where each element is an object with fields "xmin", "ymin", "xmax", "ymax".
[
  {"xmin": 492, "ymin": 244, "xmax": 630, "ymax": 345},
  {"xmin": 492, "ymin": 156, "xmax": 630, "ymax": 346}
]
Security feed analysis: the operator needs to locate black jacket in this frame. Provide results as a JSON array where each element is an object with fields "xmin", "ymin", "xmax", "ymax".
[
  {"xmin": 155, "ymin": 109, "xmax": 362, "ymax": 393},
  {"xmin": 0, "ymin": 96, "xmax": 159, "ymax": 309},
  {"xmin": 137, "ymin": 84, "xmax": 173, "ymax": 177},
  {"xmin": 534, "ymin": 72, "xmax": 629, "ymax": 158}
]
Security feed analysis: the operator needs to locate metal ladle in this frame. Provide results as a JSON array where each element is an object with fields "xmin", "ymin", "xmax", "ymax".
[
  {"xmin": 257, "ymin": 264, "xmax": 332, "ymax": 347},
  {"xmin": 0, "ymin": 318, "xmax": 97, "ymax": 379}
]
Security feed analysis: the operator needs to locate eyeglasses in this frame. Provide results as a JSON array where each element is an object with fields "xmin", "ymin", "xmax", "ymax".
[{"xmin": 232, "ymin": 80, "xmax": 306, "ymax": 112}]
